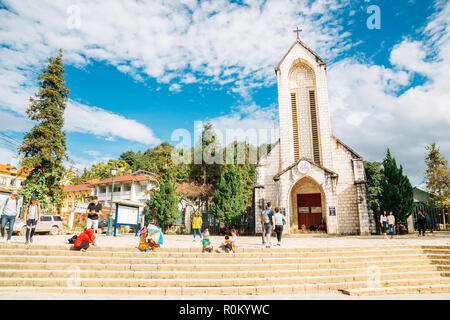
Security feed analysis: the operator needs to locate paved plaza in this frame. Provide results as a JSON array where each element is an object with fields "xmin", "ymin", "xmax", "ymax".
[{"xmin": 2, "ymin": 231, "xmax": 449, "ymax": 249}]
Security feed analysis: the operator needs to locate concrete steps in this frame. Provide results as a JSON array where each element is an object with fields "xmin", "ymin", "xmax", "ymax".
[{"xmin": 0, "ymin": 244, "xmax": 448, "ymax": 296}]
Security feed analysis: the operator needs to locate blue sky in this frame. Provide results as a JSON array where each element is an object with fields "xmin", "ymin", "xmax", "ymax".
[{"xmin": 0, "ymin": 0, "xmax": 449, "ymax": 186}]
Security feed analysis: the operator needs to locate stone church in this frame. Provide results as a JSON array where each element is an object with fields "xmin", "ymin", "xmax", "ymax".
[{"xmin": 254, "ymin": 33, "xmax": 376, "ymax": 235}]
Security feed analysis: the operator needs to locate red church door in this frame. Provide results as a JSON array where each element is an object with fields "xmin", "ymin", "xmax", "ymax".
[{"xmin": 297, "ymin": 193, "xmax": 322, "ymax": 230}]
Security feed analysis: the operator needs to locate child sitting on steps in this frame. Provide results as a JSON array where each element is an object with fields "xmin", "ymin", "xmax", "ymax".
[
  {"xmin": 215, "ymin": 230, "xmax": 238, "ymax": 253},
  {"xmin": 201, "ymin": 229, "xmax": 213, "ymax": 253}
]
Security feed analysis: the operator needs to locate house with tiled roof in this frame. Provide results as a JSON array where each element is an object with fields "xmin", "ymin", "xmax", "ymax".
[
  {"xmin": 90, "ymin": 171, "xmax": 159, "ymax": 207},
  {"xmin": 0, "ymin": 164, "xmax": 28, "ymax": 204},
  {"xmin": 61, "ymin": 172, "xmax": 159, "ymax": 228}
]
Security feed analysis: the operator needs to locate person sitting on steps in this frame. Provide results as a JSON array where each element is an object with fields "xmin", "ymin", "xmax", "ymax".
[{"xmin": 72, "ymin": 227, "xmax": 95, "ymax": 252}]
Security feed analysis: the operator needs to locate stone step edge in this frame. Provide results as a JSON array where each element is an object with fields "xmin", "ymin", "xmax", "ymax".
[
  {"xmin": 339, "ymin": 284, "xmax": 450, "ymax": 296},
  {"xmin": 1, "ymin": 259, "xmax": 448, "ymax": 269},
  {"xmin": 0, "ymin": 244, "xmax": 447, "ymax": 252},
  {"xmin": 0, "ymin": 270, "xmax": 448, "ymax": 283},
  {"xmin": 2, "ymin": 253, "xmax": 448, "ymax": 262},
  {"xmin": 1, "ymin": 264, "xmax": 447, "ymax": 275},
  {"xmin": 1, "ymin": 278, "xmax": 449, "ymax": 295},
  {"xmin": 1, "ymin": 248, "xmax": 448, "ymax": 258}
]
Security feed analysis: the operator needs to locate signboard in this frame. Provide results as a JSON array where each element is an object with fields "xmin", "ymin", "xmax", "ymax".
[
  {"xmin": 113, "ymin": 201, "xmax": 144, "ymax": 237},
  {"xmin": 311, "ymin": 206, "xmax": 322, "ymax": 213},
  {"xmin": 297, "ymin": 160, "xmax": 311, "ymax": 174},
  {"xmin": 116, "ymin": 205, "xmax": 139, "ymax": 225},
  {"xmin": 328, "ymin": 207, "xmax": 336, "ymax": 216},
  {"xmin": 74, "ymin": 202, "xmax": 89, "ymax": 214},
  {"xmin": 280, "ymin": 207, "xmax": 286, "ymax": 217}
]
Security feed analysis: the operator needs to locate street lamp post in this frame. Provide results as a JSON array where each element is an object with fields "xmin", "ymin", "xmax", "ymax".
[{"xmin": 106, "ymin": 164, "xmax": 117, "ymax": 236}]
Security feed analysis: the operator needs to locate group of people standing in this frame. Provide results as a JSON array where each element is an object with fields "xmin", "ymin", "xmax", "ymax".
[
  {"xmin": 380, "ymin": 211, "xmax": 396, "ymax": 239},
  {"xmin": 380, "ymin": 210, "xmax": 432, "ymax": 238},
  {"xmin": 1, "ymin": 191, "xmax": 42, "ymax": 245}
]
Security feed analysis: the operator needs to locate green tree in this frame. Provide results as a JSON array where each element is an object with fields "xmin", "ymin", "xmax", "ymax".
[
  {"xmin": 424, "ymin": 143, "xmax": 450, "ymax": 226},
  {"xmin": 190, "ymin": 122, "xmax": 222, "ymax": 187},
  {"xmin": 364, "ymin": 161, "xmax": 383, "ymax": 214},
  {"xmin": 211, "ymin": 165, "xmax": 246, "ymax": 227},
  {"xmin": 80, "ymin": 159, "xmax": 131, "ymax": 181},
  {"xmin": 148, "ymin": 169, "xmax": 180, "ymax": 231},
  {"xmin": 18, "ymin": 49, "xmax": 69, "ymax": 210},
  {"xmin": 119, "ymin": 150, "xmax": 137, "ymax": 167},
  {"xmin": 380, "ymin": 149, "xmax": 415, "ymax": 225},
  {"xmin": 223, "ymin": 141, "xmax": 257, "ymax": 207}
]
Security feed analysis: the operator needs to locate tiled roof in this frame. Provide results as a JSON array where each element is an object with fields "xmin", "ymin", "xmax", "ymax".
[
  {"xmin": 89, "ymin": 174, "xmax": 158, "ymax": 186},
  {"xmin": 63, "ymin": 184, "xmax": 93, "ymax": 193},
  {"xmin": 0, "ymin": 164, "xmax": 28, "ymax": 178}
]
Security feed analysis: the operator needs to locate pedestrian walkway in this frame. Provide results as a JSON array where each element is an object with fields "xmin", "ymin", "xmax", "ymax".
[{"xmin": 2, "ymin": 231, "xmax": 450, "ymax": 249}]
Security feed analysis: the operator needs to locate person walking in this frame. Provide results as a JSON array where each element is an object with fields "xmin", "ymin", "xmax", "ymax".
[
  {"xmin": 261, "ymin": 202, "xmax": 275, "ymax": 248},
  {"xmin": 273, "ymin": 207, "xmax": 286, "ymax": 246},
  {"xmin": 192, "ymin": 210, "xmax": 202, "ymax": 241},
  {"xmin": 86, "ymin": 196, "xmax": 102, "ymax": 233},
  {"xmin": 380, "ymin": 211, "xmax": 388, "ymax": 239},
  {"xmin": 387, "ymin": 211, "xmax": 395, "ymax": 239},
  {"xmin": 417, "ymin": 211, "xmax": 426, "ymax": 236},
  {"xmin": 1, "ymin": 191, "xmax": 21, "ymax": 244},
  {"xmin": 24, "ymin": 196, "xmax": 41, "ymax": 245}
]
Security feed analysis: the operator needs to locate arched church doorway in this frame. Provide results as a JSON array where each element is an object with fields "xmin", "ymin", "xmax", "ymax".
[{"xmin": 290, "ymin": 177, "xmax": 326, "ymax": 232}]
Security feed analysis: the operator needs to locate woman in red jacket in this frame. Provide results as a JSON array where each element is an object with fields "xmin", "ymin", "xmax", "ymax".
[{"xmin": 73, "ymin": 228, "xmax": 95, "ymax": 252}]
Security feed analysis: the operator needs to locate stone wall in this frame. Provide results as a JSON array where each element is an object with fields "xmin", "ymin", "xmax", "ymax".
[{"xmin": 331, "ymin": 137, "xmax": 360, "ymax": 235}]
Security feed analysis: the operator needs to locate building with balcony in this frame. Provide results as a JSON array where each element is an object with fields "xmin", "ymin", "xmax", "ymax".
[
  {"xmin": 0, "ymin": 164, "xmax": 28, "ymax": 204},
  {"xmin": 89, "ymin": 171, "xmax": 159, "ymax": 207}
]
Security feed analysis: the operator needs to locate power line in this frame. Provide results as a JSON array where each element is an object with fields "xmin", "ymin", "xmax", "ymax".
[{"xmin": 0, "ymin": 132, "xmax": 21, "ymax": 145}]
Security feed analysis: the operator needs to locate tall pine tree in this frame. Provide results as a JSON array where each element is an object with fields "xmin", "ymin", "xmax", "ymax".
[
  {"xmin": 211, "ymin": 165, "xmax": 246, "ymax": 227},
  {"xmin": 148, "ymin": 169, "xmax": 180, "ymax": 231},
  {"xmin": 380, "ymin": 149, "xmax": 415, "ymax": 225},
  {"xmin": 19, "ymin": 49, "xmax": 69, "ymax": 210}
]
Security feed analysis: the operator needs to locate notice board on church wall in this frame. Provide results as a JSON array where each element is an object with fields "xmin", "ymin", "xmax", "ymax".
[{"xmin": 328, "ymin": 207, "xmax": 336, "ymax": 216}]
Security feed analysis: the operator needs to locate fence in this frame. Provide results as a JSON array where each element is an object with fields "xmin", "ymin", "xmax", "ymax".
[{"xmin": 412, "ymin": 201, "xmax": 441, "ymax": 231}]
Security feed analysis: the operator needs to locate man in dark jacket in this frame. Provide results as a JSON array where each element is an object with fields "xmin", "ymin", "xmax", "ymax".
[{"xmin": 417, "ymin": 211, "xmax": 427, "ymax": 236}]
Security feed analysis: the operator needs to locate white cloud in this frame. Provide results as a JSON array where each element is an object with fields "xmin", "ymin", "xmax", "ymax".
[
  {"xmin": 0, "ymin": 0, "xmax": 353, "ymax": 148},
  {"xmin": 0, "ymin": 110, "xmax": 30, "ymax": 132},
  {"xmin": 0, "ymin": 0, "xmax": 352, "ymax": 92},
  {"xmin": 0, "ymin": 146, "xmax": 15, "ymax": 164},
  {"xmin": 65, "ymin": 101, "xmax": 161, "ymax": 145},
  {"xmin": 327, "ymin": 1, "xmax": 450, "ymax": 185}
]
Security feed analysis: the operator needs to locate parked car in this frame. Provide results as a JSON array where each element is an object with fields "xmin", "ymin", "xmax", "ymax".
[
  {"xmin": 5, "ymin": 215, "xmax": 63, "ymax": 236},
  {"xmin": 97, "ymin": 219, "xmax": 109, "ymax": 234}
]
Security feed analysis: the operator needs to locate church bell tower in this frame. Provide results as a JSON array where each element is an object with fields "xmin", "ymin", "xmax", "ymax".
[{"xmin": 275, "ymin": 29, "xmax": 333, "ymax": 171}]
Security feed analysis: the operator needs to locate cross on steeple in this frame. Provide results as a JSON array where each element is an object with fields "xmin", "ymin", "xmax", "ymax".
[{"xmin": 293, "ymin": 27, "xmax": 302, "ymax": 40}]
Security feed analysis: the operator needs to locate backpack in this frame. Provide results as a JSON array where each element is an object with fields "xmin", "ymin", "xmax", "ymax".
[
  {"xmin": 67, "ymin": 235, "xmax": 78, "ymax": 244},
  {"xmin": 2, "ymin": 197, "xmax": 19, "ymax": 215},
  {"xmin": 262, "ymin": 210, "xmax": 271, "ymax": 224}
]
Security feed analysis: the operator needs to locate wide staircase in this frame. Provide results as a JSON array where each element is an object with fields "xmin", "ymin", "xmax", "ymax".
[{"xmin": 0, "ymin": 243, "xmax": 449, "ymax": 296}]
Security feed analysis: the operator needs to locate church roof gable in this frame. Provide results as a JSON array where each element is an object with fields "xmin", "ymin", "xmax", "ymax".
[
  {"xmin": 275, "ymin": 39, "xmax": 326, "ymax": 72},
  {"xmin": 273, "ymin": 158, "xmax": 338, "ymax": 181},
  {"xmin": 332, "ymin": 136, "xmax": 363, "ymax": 159}
]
